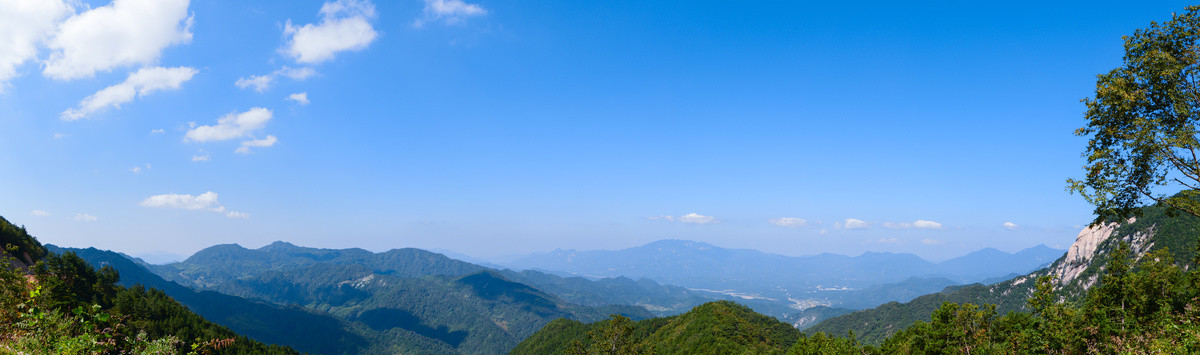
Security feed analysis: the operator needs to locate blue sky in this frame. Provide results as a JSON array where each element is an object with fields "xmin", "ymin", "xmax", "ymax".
[{"xmin": 0, "ymin": 0, "xmax": 1192, "ymax": 262}]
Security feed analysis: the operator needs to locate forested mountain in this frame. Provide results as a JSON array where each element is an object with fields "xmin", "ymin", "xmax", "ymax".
[
  {"xmin": 0, "ymin": 216, "xmax": 295, "ymax": 354},
  {"xmin": 125, "ymin": 241, "xmax": 656, "ymax": 354},
  {"xmin": 48, "ymin": 245, "xmax": 381, "ymax": 354},
  {"xmin": 511, "ymin": 301, "xmax": 802, "ymax": 354},
  {"xmin": 151, "ymin": 241, "xmax": 486, "ymax": 288},
  {"xmin": 807, "ymin": 201, "xmax": 1200, "ymax": 344}
]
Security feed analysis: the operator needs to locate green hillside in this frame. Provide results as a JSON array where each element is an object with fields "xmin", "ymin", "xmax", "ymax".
[
  {"xmin": 0, "ymin": 217, "xmax": 295, "ymax": 354},
  {"xmin": 512, "ymin": 300, "xmax": 801, "ymax": 354},
  {"xmin": 807, "ymin": 200, "xmax": 1200, "ymax": 344},
  {"xmin": 50, "ymin": 245, "xmax": 383, "ymax": 354},
  {"xmin": 0, "ymin": 215, "xmax": 46, "ymax": 267}
]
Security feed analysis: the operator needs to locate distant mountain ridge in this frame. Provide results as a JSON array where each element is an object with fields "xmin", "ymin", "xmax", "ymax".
[{"xmin": 503, "ymin": 239, "xmax": 1064, "ymax": 307}]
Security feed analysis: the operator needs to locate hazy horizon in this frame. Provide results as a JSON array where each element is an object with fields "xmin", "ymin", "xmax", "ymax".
[{"xmin": 4, "ymin": 0, "xmax": 1188, "ymax": 261}]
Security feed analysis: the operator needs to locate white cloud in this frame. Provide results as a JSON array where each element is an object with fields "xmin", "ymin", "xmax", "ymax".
[
  {"xmin": 235, "ymin": 67, "xmax": 317, "ymax": 93},
  {"xmin": 287, "ymin": 92, "xmax": 310, "ymax": 105},
  {"xmin": 141, "ymin": 191, "xmax": 218, "ymax": 210},
  {"xmin": 0, "ymin": 0, "xmax": 71, "ymax": 90},
  {"xmin": 842, "ymin": 218, "xmax": 870, "ymax": 229},
  {"xmin": 191, "ymin": 151, "xmax": 210, "ymax": 162},
  {"xmin": 876, "ymin": 238, "xmax": 900, "ymax": 244},
  {"xmin": 769, "ymin": 217, "xmax": 808, "ymax": 228},
  {"xmin": 818, "ymin": 229, "xmax": 829, "ymax": 235},
  {"xmin": 184, "ymin": 107, "xmax": 272, "ymax": 142},
  {"xmin": 283, "ymin": 0, "xmax": 377, "ymax": 64},
  {"xmin": 1003, "ymin": 222, "xmax": 1019, "ymax": 230},
  {"xmin": 646, "ymin": 215, "xmax": 675, "ymax": 222},
  {"xmin": 29, "ymin": 210, "xmax": 49, "ymax": 217},
  {"xmin": 921, "ymin": 238, "xmax": 945, "ymax": 245},
  {"xmin": 130, "ymin": 163, "xmax": 151, "ymax": 174},
  {"xmin": 883, "ymin": 219, "xmax": 944, "ymax": 230},
  {"xmin": 61, "ymin": 66, "xmax": 197, "ymax": 120},
  {"xmin": 234, "ymin": 74, "xmax": 272, "ymax": 92},
  {"xmin": 277, "ymin": 66, "xmax": 317, "ymax": 80},
  {"xmin": 43, "ymin": 0, "xmax": 193, "ymax": 80},
  {"xmin": 913, "ymin": 220, "xmax": 943, "ymax": 229},
  {"xmin": 71, "ymin": 213, "xmax": 97, "ymax": 222},
  {"xmin": 414, "ymin": 0, "xmax": 486, "ymax": 27},
  {"xmin": 678, "ymin": 213, "xmax": 717, "ymax": 224},
  {"xmin": 234, "ymin": 135, "xmax": 278, "ymax": 154},
  {"xmin": 150, "ymin": 129, "xmax": 165, "ymax": 134},
  {"xmin": 53, "ymin": 133, "xmax": 67, "ymax": 139},
  {"xmin": 140, "ymin": 191, "xmax": 246, "ymax": 219}
]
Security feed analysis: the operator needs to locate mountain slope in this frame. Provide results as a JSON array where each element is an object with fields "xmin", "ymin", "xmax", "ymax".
[
  {"xmin": 0, "ymin": 215, "xmax": 295, "ymax": 354},
  {"xmin": 0, "ymin": 215, "xmax": 46, "ymax": 268},
  {"xmin": 48, "ymin": 245, "xmax": 371, "ymax": 354},
  {"xmin": 511, "ymin": 300, "xmax": 801, "ymax": 354},
  {"xmin": 807, "ymin": 201, "xmax": 1200, "ymax": 344},
  {"xmin": 146, "ymin": 241, "xmax": 654, "ymax": 354}
]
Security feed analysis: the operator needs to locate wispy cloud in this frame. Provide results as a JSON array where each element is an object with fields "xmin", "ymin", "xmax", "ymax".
[
  {"xmin": 140, "ymin": 191, "xmax": 247, "ymax": 219},
  {"xmin": 234, "ymin": 135, "xmax": 278, "ymax": 154},
  {"xmin": 191, "ymin": 150, "xmax": 211, "ymax": 162},
  {"xmin": 185, "ymin": 107, "xmax": 272, "ymax": 142},
  {"xmin": 70, "ymin": 213, "xmax": 97, "ymax": 222},
  {"xmin": 769, "ymin": 217, "xmax": 808, "ymax": 228},
  {"xmin": 287, "ymin": 92, "xmax": 310, "ymax": 105},
  {"xmin": 841, "ymin": 218, "xmax": 870, "ymax": 229},
  {"xmin": 1003, "ymin": 221, "xmax": 1019, "ymax": 230},
  {"xmin": 678, "ymin": 213, "xmax": 717, "ymax": 224},
  {"xmin": 648, "ymin": 213, "xmax": 718, "ymax": 224},
  {"xmin": 61, "ymin": 66, "xmax": 197, "ymax": 120},
  {"xmin": 883, "ymin": 219, "xmax": 944, "ymax": 230},
  {"xmin": 283, "ymin": 0, "xmax": 377, "ymax": 64},
  {"xmin": 234, "ymin": 74, "xmax": 272, "ymax": 92},
  {"xmin": 234, "ymin": 66, "xmax": 318, "ymax": 92},
  {"xmin": 414, "ymin": 0, "xmax": 487, "ymax": 27},
  {"xmin": 129, "ymin": 163, "xmax": 151, "ymax": 174},
  {"xmin": 29, "ymin": 210, "xmax": 50, "ymax": 217}
]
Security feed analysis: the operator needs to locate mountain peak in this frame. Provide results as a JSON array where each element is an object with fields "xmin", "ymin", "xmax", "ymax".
[{"xmin": 259, "ymin": 241, "xmax": 298, "ymax": 251}]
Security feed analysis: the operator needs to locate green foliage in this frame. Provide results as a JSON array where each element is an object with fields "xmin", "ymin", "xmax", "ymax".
[
  {"xmin": 0, "ymin": 245, "xmax": 296, "ymax": 354},
  {"xmin": 0, "ymin": 215, "xmax": 47, "ymax": 265},
  {"xmin": 799, "ymin": 241, "xmax": 1200, "ymax": 354},
  {"xmin": 513, "ymin": 301, "xmax": 801, "ymax": 355},
  {"xmin": 1068, "ymin": 5, "xmax": 1200, "ymax": 223}
]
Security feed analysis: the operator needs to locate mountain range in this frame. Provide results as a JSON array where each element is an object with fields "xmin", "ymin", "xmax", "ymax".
[{"xmin": 501, "ymin": 239, "xmax": 1063, "ymax": 308}]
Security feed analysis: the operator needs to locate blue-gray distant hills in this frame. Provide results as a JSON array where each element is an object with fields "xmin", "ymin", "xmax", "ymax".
[{"xmin": 503, "ymin": 239, "xmax": 1064, "ymax": 302}]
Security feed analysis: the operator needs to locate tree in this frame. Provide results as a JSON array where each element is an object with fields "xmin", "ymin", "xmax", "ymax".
[{"xmin": 1069, "ymin": 6, "xmax": 1200, "ymax": 224}]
